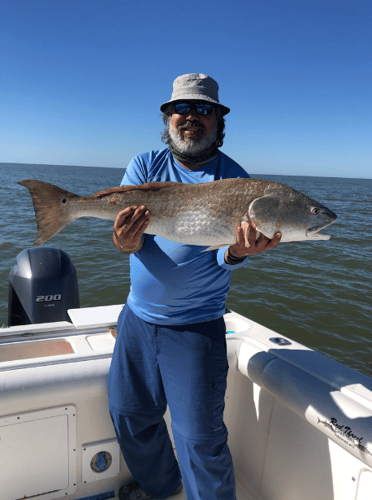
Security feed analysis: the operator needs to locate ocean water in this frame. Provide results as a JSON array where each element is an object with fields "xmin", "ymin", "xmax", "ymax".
[{"xmin": 1, "ymin": 163, "xmax": 371, "ymax": 377}]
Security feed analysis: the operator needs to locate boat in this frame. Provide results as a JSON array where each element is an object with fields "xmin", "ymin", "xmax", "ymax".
[{"xmin": 1, "ymin": 248, "xmax": 372, "ymax": 500}]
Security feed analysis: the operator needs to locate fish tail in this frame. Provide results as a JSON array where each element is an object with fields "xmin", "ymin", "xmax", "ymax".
[{"xmin": 18, "ymin": 180, "xmax": 80, "ymax": 246}]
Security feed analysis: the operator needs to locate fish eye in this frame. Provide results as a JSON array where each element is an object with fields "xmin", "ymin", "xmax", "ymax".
[{"xmin": 310, "ymin": 206, "xmax": 320, "ymax": 215}]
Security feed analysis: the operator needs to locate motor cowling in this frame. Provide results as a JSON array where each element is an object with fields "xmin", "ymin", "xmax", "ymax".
[{"xmin": 8, "ymin": 247, "xmax": 80, "ymax": 326}]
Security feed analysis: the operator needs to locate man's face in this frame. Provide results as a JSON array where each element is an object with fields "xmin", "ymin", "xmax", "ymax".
[{"xmin": 168, "ymin": 101, "xmax": 218, "ymax": 154}]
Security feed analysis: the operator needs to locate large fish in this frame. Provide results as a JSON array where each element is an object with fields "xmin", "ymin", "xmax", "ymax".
[{"xmin": 18, "ymin": 178, "xmax": 337, "ymax": 248}]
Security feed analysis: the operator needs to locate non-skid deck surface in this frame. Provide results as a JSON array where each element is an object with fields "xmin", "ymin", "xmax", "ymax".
[
  {"xmin": 158, "ymin": 479, "xmax": 251, "ymax": 500},
  {"xmin": 112, "ymin": 479, "xmax": 251, "ymax": 500}
]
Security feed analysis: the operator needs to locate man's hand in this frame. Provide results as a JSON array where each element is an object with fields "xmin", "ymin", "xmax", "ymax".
[
  {"xmin": 226, "ymin": 221, "xmax": 281, "ymax": 260},
  {"xmin": 113, "ymin": 206, "xmax": 151, "ymax": 253}
]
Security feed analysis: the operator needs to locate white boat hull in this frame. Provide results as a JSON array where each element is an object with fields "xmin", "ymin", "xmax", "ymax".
[{"xmin": 1, "ymin": 305, "xmax": 371, "ymax": 500}]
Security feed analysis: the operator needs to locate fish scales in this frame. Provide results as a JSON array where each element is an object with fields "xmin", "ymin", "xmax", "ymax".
[
  {"xmin": 18, "ymin": 178, "xmax": 337, "ymax": 247},
  {"xmin": 94, "ymin": 180, "xmax": 255, "ymax": 247}
]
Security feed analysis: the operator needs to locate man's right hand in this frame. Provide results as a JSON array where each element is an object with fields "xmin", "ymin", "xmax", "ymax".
[{"xmin": 113, "ymin": 206, "xmax": 151, "ymax": 253}]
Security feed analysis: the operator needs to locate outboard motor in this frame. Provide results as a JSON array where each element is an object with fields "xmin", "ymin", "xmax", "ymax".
[{"xmin": 8, "ymin": 247, "xmax": 80, "ymax": 326}]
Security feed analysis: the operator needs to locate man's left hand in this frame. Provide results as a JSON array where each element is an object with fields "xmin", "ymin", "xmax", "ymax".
[{"xmin": 227, "ymin": 221, "xmax": 281, "ymax": 259}]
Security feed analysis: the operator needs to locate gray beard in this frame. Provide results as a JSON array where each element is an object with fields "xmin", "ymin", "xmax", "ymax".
[{"xmin": 168, "ymin": 122, "xmax": 218, "ymax": 155}]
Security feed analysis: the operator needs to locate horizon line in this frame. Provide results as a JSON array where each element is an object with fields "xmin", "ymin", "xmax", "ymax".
[{"xmin": 1, "ymin": 161, "xmax": 371, "ymax": 181}]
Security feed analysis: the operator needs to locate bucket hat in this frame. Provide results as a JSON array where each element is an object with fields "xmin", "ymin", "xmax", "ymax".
[{"xmin": 160, "ymin": 73, "xmax": 230, "ymax": 116}]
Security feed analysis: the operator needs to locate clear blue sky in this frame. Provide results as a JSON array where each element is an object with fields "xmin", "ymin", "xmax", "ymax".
[{"xmin": 1, "ymin": 0, "xmax": 371, "ymax": 178}]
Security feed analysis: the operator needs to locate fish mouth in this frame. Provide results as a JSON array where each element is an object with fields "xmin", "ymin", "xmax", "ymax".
[
  {"xmin": 306, "ymin": 212, "xmax": 337, "ymax": 240},
  {"xmin": 306, "ymin": 229, "xmax": 331, "ymax": 240},
  {"xmin": 306, "ymin": 224, "xmax": 333, "ymax": 240}
]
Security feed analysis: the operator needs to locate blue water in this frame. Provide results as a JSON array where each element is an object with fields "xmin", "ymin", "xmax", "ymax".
[{"xmin": 1, "ymin": 163, "xmax": 371, "ymax": 376}]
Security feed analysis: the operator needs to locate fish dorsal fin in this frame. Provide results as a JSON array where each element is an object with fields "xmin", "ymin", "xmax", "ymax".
[
  {"xmin": 249, "ymin": 195, "xmax": 280, "ymax": 239},
  {"xmin": 94, "ymin": 181, "xmax": 183, "ymax": 198}
]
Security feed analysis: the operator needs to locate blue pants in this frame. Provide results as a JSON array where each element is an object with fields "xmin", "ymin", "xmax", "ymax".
[{"xmin": 107, "ymin": 304, "xmax": 236, "ymax": 500}]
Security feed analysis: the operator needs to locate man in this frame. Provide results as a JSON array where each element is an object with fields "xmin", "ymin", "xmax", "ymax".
[{"xmin": 108, "ymin": 74, "xmax": 281, "ymax": 500}]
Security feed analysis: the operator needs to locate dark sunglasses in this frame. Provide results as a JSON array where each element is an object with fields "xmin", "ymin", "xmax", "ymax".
[{"xmin": 173, "ymin": 102, "xmax": 214, "ymax": 116}]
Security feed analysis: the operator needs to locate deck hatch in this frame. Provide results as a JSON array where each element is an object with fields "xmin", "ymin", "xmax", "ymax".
[
  {"xmin": 86, "ymin": 333, "xmax": 115, "ymax": 351},
  {"xmin": 0, "ymin": 406, "xmax": 77, "ymax": 500}
]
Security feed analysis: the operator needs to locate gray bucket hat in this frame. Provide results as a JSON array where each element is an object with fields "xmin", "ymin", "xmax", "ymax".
[{"xmin": 160, "ymin": 73, "xmax": 230, "ymax": 116}]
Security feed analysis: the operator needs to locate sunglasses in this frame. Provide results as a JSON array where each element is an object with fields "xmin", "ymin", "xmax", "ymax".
[{"xmin": 173, "ymin": 102, "xmax": 214, "ymax": 116}]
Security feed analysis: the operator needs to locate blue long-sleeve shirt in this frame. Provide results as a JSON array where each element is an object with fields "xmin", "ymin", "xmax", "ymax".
[{"xmin": 123, "ymin": 148, "xmax": 250, "ymax": 325}]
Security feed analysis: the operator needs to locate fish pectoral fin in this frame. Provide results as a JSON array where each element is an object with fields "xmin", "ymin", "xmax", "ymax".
[
  {"xmin": 94, "ymin": 181, "xmax": 183, "ymax": 198},
  {"xmin": 249, "ymin": 195, "xmax": 281, "ymax": 239}
]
